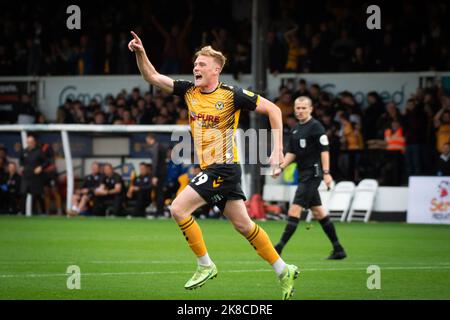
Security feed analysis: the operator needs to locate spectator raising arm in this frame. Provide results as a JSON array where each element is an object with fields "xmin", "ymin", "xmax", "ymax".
[{"xmin": 128, "ymin": 31, "xmax": 174, "ymax": 93}]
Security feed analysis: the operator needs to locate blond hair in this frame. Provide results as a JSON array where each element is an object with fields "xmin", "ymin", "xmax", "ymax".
[{"xmin": 194, "ymin": 46, "xmax": 227, "ymax": 70}]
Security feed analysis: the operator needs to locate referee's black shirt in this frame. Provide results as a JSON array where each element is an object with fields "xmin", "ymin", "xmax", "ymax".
[{"xmin": 286, "ymin": 117, "xmax": 330, "ymax": 172}]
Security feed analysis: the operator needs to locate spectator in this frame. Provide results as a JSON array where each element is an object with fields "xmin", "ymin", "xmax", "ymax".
[
  {"xmin": 41, "ymin": 142, "xmax": 63, "ymax": 215},
  {"xmin": 93, "ymin": 163, "xmax": 125, "ymax": 216},
  {"xmin": 331, "ymin": 29, "xmax": 356, "ymax": 72},
  {"xmin": 350, "ymin": 47, "xmax": 369, "ymax": 72},
  {"xmin": 146, "ymin": 133, "xmax": 167, "ymax": 217},
  {"xmin": 177, "ymin": 164, "xmax": 201, "ymax": 196},
  {"xmin": 74, "ymin": 35, "xmax": 94, "ymax": 75},
  {"xmin": 403, "ymin": 98, "xmax": 427, "ymax": 176},
  {"xmin": 70, "ymin": 162, "xmax": 103, "ymax": 216},
  {"xmin": 176, "ymin": 109, "xmax": 189, "ymax": 125},
  {"xmin": 0, "ymin": 146, "xmax": 8, "ymax": 163},
  {"xmin": 293, "ymin": 79, "xmax": 310, "ymax": 100},
  {"xmin": 283, "ymin": 25, "xmax": 301, "ymax": 72},
  {"xmin": 16, "ymin": 94, "xmax": 37, "ymax": 124},
  {"xmin": 309, "ymin": 33, "xmax": 330, "ymax": 72},
  {"xmin": 437, "ymin": 143, "xmax": 450, "ymax": 176},
  {"xmin": 362, "ymin": 92, "xmax": 385, "ymax": 140},
  {"xmin": 0, "ymin": 157, "xmax": 7, "ymax": 213},
  {"xmin": 376, "ymin": 101, "xmax": 403, "ymax": 137},
  {"xmin": 122, "ymin": 109, "xmax": 136, "ymax": 125},
  {"xmin": 385, "ymin": 120, "xmax": 406, "ymax": 154},
  {"xmin": 151, "ymin": 10, "xmax": 193, "ymax": 74},
  {"xmin": 275, "ymin": 89, "xmax": 294, "ymax": 124},
  {"xmin": 117, "ymin": 31, "xmax": 133, "ymax": 74},
  {"xmin": 126, "ymin": 162, "xmax": 153, "ymax": 217},
  {"xmin": 267, "ymin": 31, "xmax": 286, "ymax": 74},
  {"xmin": 384, "ymin": 120, "xmax": 406, "ymax": 185},
  {"xmin": 93, "ymin": 111, "xmax": 106, "ymax": 125},
  {"xmin": 433, "ymin": 100, "xmax": 450, "ymax": 153},
  {"xmin": 164, "ymin": 147, "xmax": 185, "ymax": 205},
  {"xmin": 19, "ymin": 134, "xmax": 47, "ymax": 215},
  {"xmin": 0, "ymin": 162, "xmax": 21, "ymax": 214},
  {"xmin": 98, "ymin": 33, "xmax": 117, "ymax": 74}
]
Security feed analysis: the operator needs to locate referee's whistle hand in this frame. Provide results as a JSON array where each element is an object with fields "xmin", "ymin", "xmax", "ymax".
[{"xmin": 323, "ymin": 174, "xmax": 333, "ymax": 188}]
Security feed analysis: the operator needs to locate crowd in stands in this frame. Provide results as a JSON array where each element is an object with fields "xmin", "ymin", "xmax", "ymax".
[
  {"xmin": 274, "ymin": 78, "xmax": 450, "ymax": 185},
  {"xmin": 1, "ymin": 0, "xmax": 449, "ymax": 76}
]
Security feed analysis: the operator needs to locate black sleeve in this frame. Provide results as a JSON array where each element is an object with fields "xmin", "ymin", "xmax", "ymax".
[
  {"xmin": 19, "ymin": 150, "xmax": 25, "ymax": 166},
  {"xmin": 39, "ymin": 150, "xmax": 50, "ymax": 168},
  {"xmin": 15, "ymin": 175, "xmax": 21, "ymax": 194},
  {"xmin": 312, "ymin": 122, "xmax": 330, "ymax": 152},
  {"xmin": 81, "ymin": 176, "xmax": 89, "ymax": 189},
  {"xmin": 173, "ymin": 80, "xmax": 194, "ymax": 97},
  {"xmin": 286, "ymin": 132, "xmax": 295, "ymax": 154},
  {"xmin": 233, "ymin": 86, "xmax": 260, "ymax": 111}
]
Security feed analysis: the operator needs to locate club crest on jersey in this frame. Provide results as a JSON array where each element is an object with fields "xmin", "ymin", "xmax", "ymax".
[
  {"xmin": 215, "ymin": 101, "xmax": 224, "ymax": 110},
  {"xmin": 299, "ymin": 139, "xmax": 306, "ymax": 148}
]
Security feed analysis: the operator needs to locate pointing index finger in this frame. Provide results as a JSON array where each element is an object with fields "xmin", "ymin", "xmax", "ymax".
[{"xmin": 130, "ymin": 31, "xmax": 140, "ymax": 41}]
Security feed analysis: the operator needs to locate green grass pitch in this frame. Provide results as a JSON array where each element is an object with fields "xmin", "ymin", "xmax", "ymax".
[{"xmin": 1, "ymin": 216, "xmax": 450, "ymax": 300}]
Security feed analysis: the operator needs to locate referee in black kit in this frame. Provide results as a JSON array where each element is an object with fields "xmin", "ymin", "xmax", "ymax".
[{"xmin": 273, "ymin": 96, "xmax": 346, "ymax": 260}]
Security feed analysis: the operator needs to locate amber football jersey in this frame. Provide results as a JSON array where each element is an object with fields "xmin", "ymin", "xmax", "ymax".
[{"xmin": 173, "ymin": 80, "xmax": 260, "ymax": 169}]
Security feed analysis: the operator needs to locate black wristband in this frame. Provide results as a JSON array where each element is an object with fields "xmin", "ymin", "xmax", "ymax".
[{"xmin": 323, "ymin": 170, "xmax": 330, "ymax": 174}]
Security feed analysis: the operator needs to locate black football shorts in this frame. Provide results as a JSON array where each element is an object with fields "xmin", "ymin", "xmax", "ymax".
[
  {"xmin": 188, "ymin": 163, "xmax": 246, "ymax": 212},
  {"xmin": 292, "ymin": 170, "xmax": 322, "ymax": 208}
]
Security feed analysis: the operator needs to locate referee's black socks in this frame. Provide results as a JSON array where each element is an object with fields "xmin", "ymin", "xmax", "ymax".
[
  {"xmin": 319, "ymin": 216, "xmax": 343, "ymax": 252},
  {"xmin": 277, "ymin": 216, "xmax": 300, "ymax": 248}
]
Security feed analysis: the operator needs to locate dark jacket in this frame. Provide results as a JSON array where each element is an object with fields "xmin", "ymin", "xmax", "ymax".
[{"xmin": 20, "ymin": 146, "xmax": 48, "ymax": 194}]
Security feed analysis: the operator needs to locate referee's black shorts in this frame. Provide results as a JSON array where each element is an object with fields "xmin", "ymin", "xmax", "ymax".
[{"xmin": 292, "ymin": 169, "xmax": 322, "ymax": 209}]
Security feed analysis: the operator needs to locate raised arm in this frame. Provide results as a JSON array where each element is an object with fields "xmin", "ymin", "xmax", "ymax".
[
  {"xmin": 255, "ymin": 96, "xmax": 285, "ymax": 169},
  {"xmin": 128, "ymin": 31, "xmax": 174, "ymax": 93}
]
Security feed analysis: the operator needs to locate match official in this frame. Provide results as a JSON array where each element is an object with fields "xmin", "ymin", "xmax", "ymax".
[{"xmin": 273, "ymin": 96, "xmax": 347, "ymax": 260}]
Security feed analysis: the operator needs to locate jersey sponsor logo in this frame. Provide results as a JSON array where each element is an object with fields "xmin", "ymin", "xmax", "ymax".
[
  {"xmin": 215, "ymin": 101, "xmax": 224, "ymax": 110},
  {"xmin": 299, "ymin": 139, "xmax": 306, "ymax": 148},
  {"xmin": 212, "ymin": 176, "xmax": 224, "ymax": 188},
  {"xmin": 243, "ymin": 89, "xmax": 255, "ymax": 97},
  {"xmin": 319, "ymin": 134, "xmax": 329, "ymax": 146},
  {"xmin": 189, "ymin": 111, "xmax": 220, "ymax": 123}
]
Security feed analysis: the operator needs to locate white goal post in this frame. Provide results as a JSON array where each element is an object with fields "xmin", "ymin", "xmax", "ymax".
[{"xmin": 0, "ymin": 124, "xmax": 249, "ymax": 216}]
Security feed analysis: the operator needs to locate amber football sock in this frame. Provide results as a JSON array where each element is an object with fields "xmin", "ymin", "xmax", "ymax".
[
  {"xmin": 177, "ymin": 216, "xmax": 208, "ymax": 260},
  {"xmin": 246, "ymin": 223, "xmax": 281, "ymax": 265}
]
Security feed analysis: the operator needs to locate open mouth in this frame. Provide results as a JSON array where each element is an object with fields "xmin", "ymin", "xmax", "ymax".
[{"xmin": 195, "ymin": 74, "xmax": 203, "ymax": 81}]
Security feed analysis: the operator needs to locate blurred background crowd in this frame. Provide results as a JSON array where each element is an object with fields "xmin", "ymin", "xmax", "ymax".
[{"xmin": 1, "ymin": 0, "xmax": 449, "ymax": 77}]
